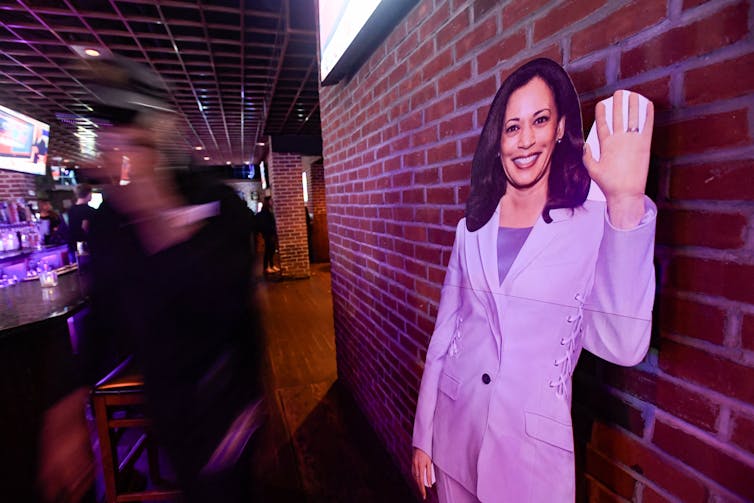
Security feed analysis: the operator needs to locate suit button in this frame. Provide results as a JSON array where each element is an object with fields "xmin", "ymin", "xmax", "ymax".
[{"xmin": 482, "ymin": 373, "xmax": 491, "ymax": 384}]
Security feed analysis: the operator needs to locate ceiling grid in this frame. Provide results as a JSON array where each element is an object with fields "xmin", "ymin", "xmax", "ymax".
[{"xmin": 0, "ymin": 0, "xmax": 321, "ymax": 166}]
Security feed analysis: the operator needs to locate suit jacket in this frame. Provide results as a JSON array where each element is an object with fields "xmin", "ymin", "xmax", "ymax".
[{"xmin": 413, "ymin": 197, "xmax": 656, "ymax": 502}]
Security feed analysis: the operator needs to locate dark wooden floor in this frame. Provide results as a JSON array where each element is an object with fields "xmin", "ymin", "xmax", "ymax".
[{"xmin": 251, "ymin": 262, "xmax": 415, "ymax": 502}]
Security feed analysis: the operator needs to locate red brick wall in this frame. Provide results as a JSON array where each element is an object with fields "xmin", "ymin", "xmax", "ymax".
[
  {"xmin": 308, "ymin": 158, "xmax": 330, "ymax": 262},
  {"xmin": 0, "ymin": 171, "xmax": 36, "ymax": 200},
  {"xmin": 319, "ymin": 0, "xmax": 754, "ymax": 500},
  {"xmin": 268, "ymin": 149, "xmax": 310, "ymax": 278}
]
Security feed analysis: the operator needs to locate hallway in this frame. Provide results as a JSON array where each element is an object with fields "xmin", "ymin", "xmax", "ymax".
[{"xmin": 252, "ymin": 263, "xmax": 415, "ymax": 502}]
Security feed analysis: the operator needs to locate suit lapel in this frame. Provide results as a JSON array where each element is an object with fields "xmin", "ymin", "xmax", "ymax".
[
  {"xmin": 476, "ymin": 206, "xmax": 501, "ymax": 297},
  {"xmin": 465, "ymin": 205, "xmax": 574, "ymax": 361},
  {"xmin": 501, "ymin": 207, "xmax": 572, "ymax": 292}
]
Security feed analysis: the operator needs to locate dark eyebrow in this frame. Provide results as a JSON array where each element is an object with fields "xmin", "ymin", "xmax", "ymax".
[{"xmin": 505, "ymin": 108, "xmax": 553, "ymax": 126}]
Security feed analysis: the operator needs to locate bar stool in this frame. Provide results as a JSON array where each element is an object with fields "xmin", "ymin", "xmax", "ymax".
[{"xmin": 91, "ymin": 357, "xmax": 182, "ymax": 502}]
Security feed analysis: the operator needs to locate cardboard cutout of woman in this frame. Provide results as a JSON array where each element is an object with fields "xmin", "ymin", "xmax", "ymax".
[{"xmin": 411, "ymin": 58, "xmax": 656, "ymax": 502}]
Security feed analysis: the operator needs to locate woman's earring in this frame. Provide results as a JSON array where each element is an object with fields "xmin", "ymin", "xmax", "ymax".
[{"xmin": 556, "ymin": 137, "xmax": 562, "ymax": 144}]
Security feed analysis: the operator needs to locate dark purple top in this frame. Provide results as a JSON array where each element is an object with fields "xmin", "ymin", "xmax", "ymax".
[{"xmin": 497, "ymin": 226, "xmax": 533, "ymax": 284}]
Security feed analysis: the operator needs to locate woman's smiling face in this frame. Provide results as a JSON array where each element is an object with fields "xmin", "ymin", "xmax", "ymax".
[{"xmin": 499, "ymin": 76, "xmax": 565, "ymax": 191}]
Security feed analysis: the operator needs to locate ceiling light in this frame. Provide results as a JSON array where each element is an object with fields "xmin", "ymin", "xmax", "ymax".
[
  {"xmin": 84, "ymin": 48, "xmax": 101, "ymax": 57},
  {"xmin": 194, "ymin": 146, "xmax": 203, "ymax": 150},
  {"xmin": 226, "ymin": 161, "xmax": 231, "ymax": 165},
  {"xmin": 256, "ymin": 142, "xmax": 265, "ymax": 146},
  {"xmin": 203, "ymin": 156, "xmax": 210, "ymax": 161}
]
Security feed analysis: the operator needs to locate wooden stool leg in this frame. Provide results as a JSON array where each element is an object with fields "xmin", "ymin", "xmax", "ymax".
[{"xmin": 93, "ymin": 395, "xmax": 118, "ymax": 503}]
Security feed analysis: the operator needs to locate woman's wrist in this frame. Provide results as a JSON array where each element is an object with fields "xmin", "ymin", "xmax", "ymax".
[{"xmin": 605, "ymin": 194, "xmax": 645, "ymax": 230}]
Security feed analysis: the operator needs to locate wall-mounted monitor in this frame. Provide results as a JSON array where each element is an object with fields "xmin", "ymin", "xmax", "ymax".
[
  {"xmin": 0, "ymin": 104, "xmax": 50, "ymax": 176},
  {"xmin": 319, "ymin": 0, "xmax": 418, "ymax": 86}
]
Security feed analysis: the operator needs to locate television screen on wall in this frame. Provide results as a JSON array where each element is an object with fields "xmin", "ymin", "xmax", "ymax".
[
  {"xmin": 318, "ymin": 0, "xmax": 418, "ymax": 86},
  {"xmin": 0, "ymin": 104, "xmax": 50, "ymax": 176}
]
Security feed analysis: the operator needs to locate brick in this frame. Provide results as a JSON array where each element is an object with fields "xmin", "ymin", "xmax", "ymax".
[
  {"xmin": 419, "ymin": 2, "xmax": 450, "ymax": 41},
  {"xmin": 411, "ymin": 125, "xmax": 438, "ymax": 148},
  {"xmin": 455, "ymin": 13, "xmax": 497, "ymax": 57},
  {"xmin": 731, "ymin": 412, "xmax": 754, "ymax": 455},
  {"xmin": 683, "ymin": 0, "xmax": 712, "ymax": 10},
  {"xmin": 441, "ymin": 162, "xmax": 471, "ymax": 183},
  {"xmin": 656, "ymin": 209, "xmax": 747, "ymax": 249},
  {"xmin": 743, "ymin": 315, "xmax": 754, "ymax": 351},
  {"xmin": 530, "ymin": 44, "xmax": 562, "ymax": 65},
  {"xmin": 653, "ymin": 420, "xmax": 754, "ymax": 500},
  {"xmin": 658, "ymin": 339, "xmax": 754, "ymax": 404},
  {"xmin": 571, "ymin": 0, "xmax": 667, "ymax": 60},
  {"xmin": 476, "ymin": 29, "xmax": 527, "ymax": 74},
  {"xmin": 414, "ymin": 207, "xmax": 440, "ymax": 224},
  {"xmin": 641, "ymin": 486, "xmax": 673, "ymax": 503},
  {"xmin": 580, "ymin": 95, "xmax": 606, "ymax": 134},
  {"xmin": 420, "ymin": 47, "xmax": 453, "ymax": 84},
  {"xmin": 460, "ymin": 134, "xmax": 479, "ymax": 157},
  {"xmin": 427, "ymin": 227, "xmax": 455, "ymax": 247},
  {"xmin": 439, "ymin": 111, "xmax": 473, "ymax": 139},
  {"xmin": 405, "ymin": 0, "xmax": 432, "ymax": 32},
  {"xmin": 584, "ymin": 477, "xmax": 626, "ymax": 503},
  {"xmin": 395, "ymin": 31, "xmax": 418, "ymax": 64},
  {"xmin": 684, "ymin": 52, "xmax": 754, "ymax": 105},
  {"xmin": 414, "ymin": 167, "xmax": 439, "ymax": 185},
  {"xmin": 653, "ymin": 109, "xmax": 749, "ymax": 158},
  {"xmin": 585, "ymin": 446, "xmax": 637, "ymax": 498},
  {"xmin": 568, "ymin": 59, "xmax": 607, "ymax": 95},
  {"xmin": 573, "ymin": 378, "xmax": 646, "ymax": 436},
  {"xmin": 590, "ymin": 423, "xmax": 708, "ymax": 501},
  {"xmin": 456, "ymin": 75, "xmax": 496, "ymax": 109},
  {"xmin": 424, "ymin": 96, "xmax": 455, "ymax": 123},
  {"xmin": 533, "ymin": 0, "xmax": 607, "ymax": 43},
  {"xmin": 443, "ymin": 208, "xmax": 465, "ymax": 227},
  {"xmin": 659, "ymin": 294, "xmax": 726, "ymax": 345},
  {"xmin": 438, "ymin": 62, "xmax": 472, "ymax": 94},
  {"xmin": 620, "ymin": 2, "xmax": 749, "ymax": 78},
  {"xmin": 407, "ymin": 37, "xmax": 435, "ymax": 73},
  {"xmin": 602, "ymin": 365, "xmax": 719, "ymax": 432},
  {"xmin": 427, "ymin": 142, "xmax": 457, "ymax": 165},
  {"xmin": 268, "ymin": 150, "xmax": 311, "ymax": 278},
  {"xmin": 667, "ymin": 256, "xmax": 754, "ymax": 305},
  {"xmin": 502, "ymin": 0, "xmax": 549, "ymax": 28},
  {"xmin": 426, "ymin": 185, "xmax": 454, "ymax": 205},
  {"xmin": 669, "ymin": 160, "xmax": 754, "ymax": 201},
  {"xmin": 473, "ymin": 0, "xmax": 500, "ymax": 20},
  {"xmin": 628, "ymin": 77, "xmax": 671, "ymax": 112},
  {"xmin": 437, "ymin": 7, "xmax": 470, "ymax": 48},
  {"xmin": 654, "ymin": 378, "xmax": 719, "ymax": 432}
]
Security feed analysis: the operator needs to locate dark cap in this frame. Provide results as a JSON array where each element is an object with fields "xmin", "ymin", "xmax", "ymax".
[{"xmin": 87, "ymin": 55, "xmax": 174, "ymax": 125}]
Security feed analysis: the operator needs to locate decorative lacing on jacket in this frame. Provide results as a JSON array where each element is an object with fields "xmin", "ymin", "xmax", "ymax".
[
  {"xmin": 549, "ymin": 293, "xmax": 585, "ymax": 399},
  {"xmin": 448, "ymin": 315, "xmax": 463, "ymax": 358}
]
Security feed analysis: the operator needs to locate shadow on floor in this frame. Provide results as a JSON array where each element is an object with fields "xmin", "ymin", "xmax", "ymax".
[{"xmin": 251, "ymin": 261, "xmax": 415, "ymax": 502}]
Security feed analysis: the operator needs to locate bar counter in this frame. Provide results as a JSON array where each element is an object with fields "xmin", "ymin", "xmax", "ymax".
[
  {"xmin": 0, "ymin": 269, "xmax": 88, "ymax": 500},
  {"xmin": 0, "ymin": 268, "xmax": 86, "ymax": 337}
]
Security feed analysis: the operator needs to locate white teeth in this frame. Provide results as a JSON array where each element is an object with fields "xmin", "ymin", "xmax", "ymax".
[{"xmin": 514, "ymin": 154, "xmax": 538, "ymax": 167}]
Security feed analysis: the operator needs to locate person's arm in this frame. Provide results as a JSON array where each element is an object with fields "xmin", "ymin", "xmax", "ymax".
[
  {"xmin": 105, "ymin": 175, "xmax": 207, "ymax": 255},
  {"xmin": 411, "ymin": 220, "xmax": 465, "ymax": 496},
  {"xmin": 38, "ymin": 387, "xmax": 94, "ymax": 503},
  {"xmin": 581, "ymin": 199, "xmax": 656, "ymax": 365},
  {"xmin": 581, "ymin": 90, "xmax": 657, "ymax": 365}
]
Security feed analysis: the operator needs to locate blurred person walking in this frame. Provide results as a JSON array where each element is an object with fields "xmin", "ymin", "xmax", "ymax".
[{"xmin": 37, "ymin": 55, "xmax": 265, "ymax": 503}]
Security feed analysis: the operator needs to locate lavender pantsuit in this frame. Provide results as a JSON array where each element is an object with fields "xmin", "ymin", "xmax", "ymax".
[{"xmin": 413, "ymin": 196, "xmax": 656, "ymax": 502}]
